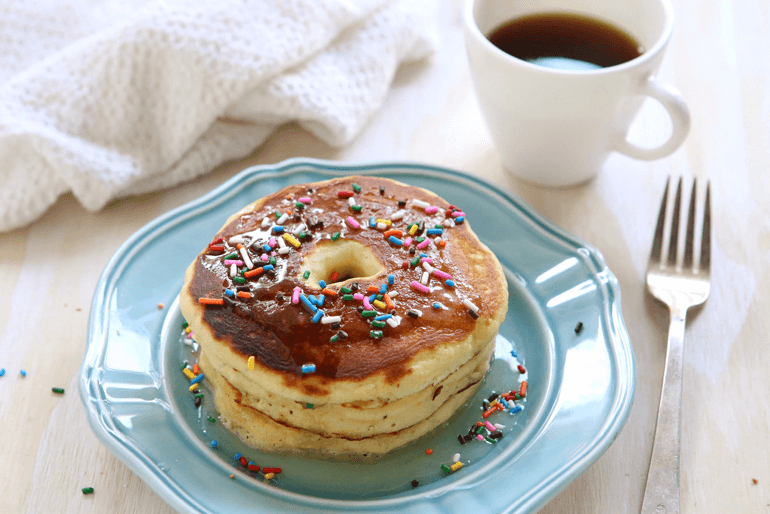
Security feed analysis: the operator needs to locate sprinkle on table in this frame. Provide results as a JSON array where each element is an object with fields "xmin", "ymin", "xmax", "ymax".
[
  {"xmin": 81, "ymin": 487, "xmax": 94, "ymax": 495},
  {"xmin": 52, "ymin": 387, "xmax": 65, "ymax": 394}
]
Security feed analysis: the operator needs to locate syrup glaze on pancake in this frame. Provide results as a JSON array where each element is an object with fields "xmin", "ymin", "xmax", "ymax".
[{"xmin": 187, "ymin": 176, "xmax": 507, "ymax": 392}]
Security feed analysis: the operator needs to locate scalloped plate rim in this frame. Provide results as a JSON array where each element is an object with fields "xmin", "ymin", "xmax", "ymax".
[{"xmin": 80, "ymin": 158, "xmax": 635, "ymax": 514}]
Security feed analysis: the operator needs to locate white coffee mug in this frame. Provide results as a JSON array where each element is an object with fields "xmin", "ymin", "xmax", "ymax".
[{"xmin": 464, "ymin": 0, "xmax": 690, "ymax": 187}]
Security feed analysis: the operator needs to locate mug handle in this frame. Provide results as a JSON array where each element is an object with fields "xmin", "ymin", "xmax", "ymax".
[{"xmin": 613, "ymin": 75, "xmax": 691, "ymax": 160}]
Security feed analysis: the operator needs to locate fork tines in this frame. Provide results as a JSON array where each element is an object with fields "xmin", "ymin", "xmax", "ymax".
[{"xmin": 649, "ymin": 177, "xmax": 711, "ymax": 272}]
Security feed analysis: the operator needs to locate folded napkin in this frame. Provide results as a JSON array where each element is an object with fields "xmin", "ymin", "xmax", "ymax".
[{"xmin": 0, "ymin": 0, "xmax": 436, "ymax": 232}]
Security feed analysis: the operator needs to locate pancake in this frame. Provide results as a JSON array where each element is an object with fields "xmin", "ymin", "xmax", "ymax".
[
  {"xmin": 180, "ymin": 175, "xmax": 508, "ymax": 455},
  {"xmin": 199, "ymin": 348, "xmax": 489, "ymax": 455},
  {"xmin": 201, "ymin": 333, "xmax": 495, "ymax": 439}
]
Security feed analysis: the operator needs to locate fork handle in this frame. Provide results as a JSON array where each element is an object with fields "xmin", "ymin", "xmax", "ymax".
[{"xmin": 641, "ymin": 312, "xmax": 686, "ymax": 514}]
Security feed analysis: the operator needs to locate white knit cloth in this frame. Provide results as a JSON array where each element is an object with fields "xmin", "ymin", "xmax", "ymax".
[{"xmin": 0, "ymin": 0, "xmax": 436, "ymax": 232}]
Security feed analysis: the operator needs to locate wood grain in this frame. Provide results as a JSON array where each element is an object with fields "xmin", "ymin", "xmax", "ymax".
[{"xmin": 1, "ymin": 0, "xmax": 768, "ymax": 512}]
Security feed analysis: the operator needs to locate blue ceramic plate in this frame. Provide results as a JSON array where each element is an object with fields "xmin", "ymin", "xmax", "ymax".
[{"xmin": 80, "ymin": 159, "xmax": 634, "ymax": 514}]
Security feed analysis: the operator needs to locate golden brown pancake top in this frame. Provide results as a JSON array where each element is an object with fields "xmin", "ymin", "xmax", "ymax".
[{"xmin": 187, "ymin": 176, "xmax": 507, "ymax": 388}]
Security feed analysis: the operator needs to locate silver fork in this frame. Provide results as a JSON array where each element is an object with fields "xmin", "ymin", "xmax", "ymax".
[{"xmin": 641, "ymin": 177, "xmax": 711, "ymax": 514}]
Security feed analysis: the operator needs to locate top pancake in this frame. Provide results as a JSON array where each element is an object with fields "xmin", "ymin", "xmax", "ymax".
[{"xmin": 180, "ymin": 176, "xmax": 507, "ymax": 405}]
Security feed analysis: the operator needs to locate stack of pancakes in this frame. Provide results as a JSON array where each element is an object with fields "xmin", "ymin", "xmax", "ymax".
[{"xmin": 180, "ymin": 176, "xmax": 507, "ymax": 455}]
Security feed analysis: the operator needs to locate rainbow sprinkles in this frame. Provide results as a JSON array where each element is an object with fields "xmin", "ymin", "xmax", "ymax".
[
  {"xmin": 179, "ymin": 175, "xmax": 528, "ymax": 487},
  {"xmin": 196, "ymin": 180, "xmax": 483, "ymax": 358},
  {"xmin": 181, "ymin": 175, "xmax": 510, "ymax": 463}
]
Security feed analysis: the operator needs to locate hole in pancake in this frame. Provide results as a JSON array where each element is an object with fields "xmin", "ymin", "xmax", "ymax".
[
  {"xmin": 302, "ymin": 239, "xmax": 386, "ymax": 286},
  {"xmin": 333, "ymin": 271, "xmax": 355, "ymax": 282}
]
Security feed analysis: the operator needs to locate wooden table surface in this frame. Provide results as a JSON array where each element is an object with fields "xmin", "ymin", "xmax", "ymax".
[{"xmin": 2, "ymin": 0, "xmax": 768, "ymax": 512}]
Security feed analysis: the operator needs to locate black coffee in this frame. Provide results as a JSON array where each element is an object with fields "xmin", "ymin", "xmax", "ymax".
[{"xmin": 487, "ymin": 13, "xmax": 643, "ymax": 71}]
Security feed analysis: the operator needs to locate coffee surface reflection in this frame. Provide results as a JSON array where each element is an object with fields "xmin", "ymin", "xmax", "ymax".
[{"xmin": 488, "ymin": 13, "xmax": 644, "ymax": 71}]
